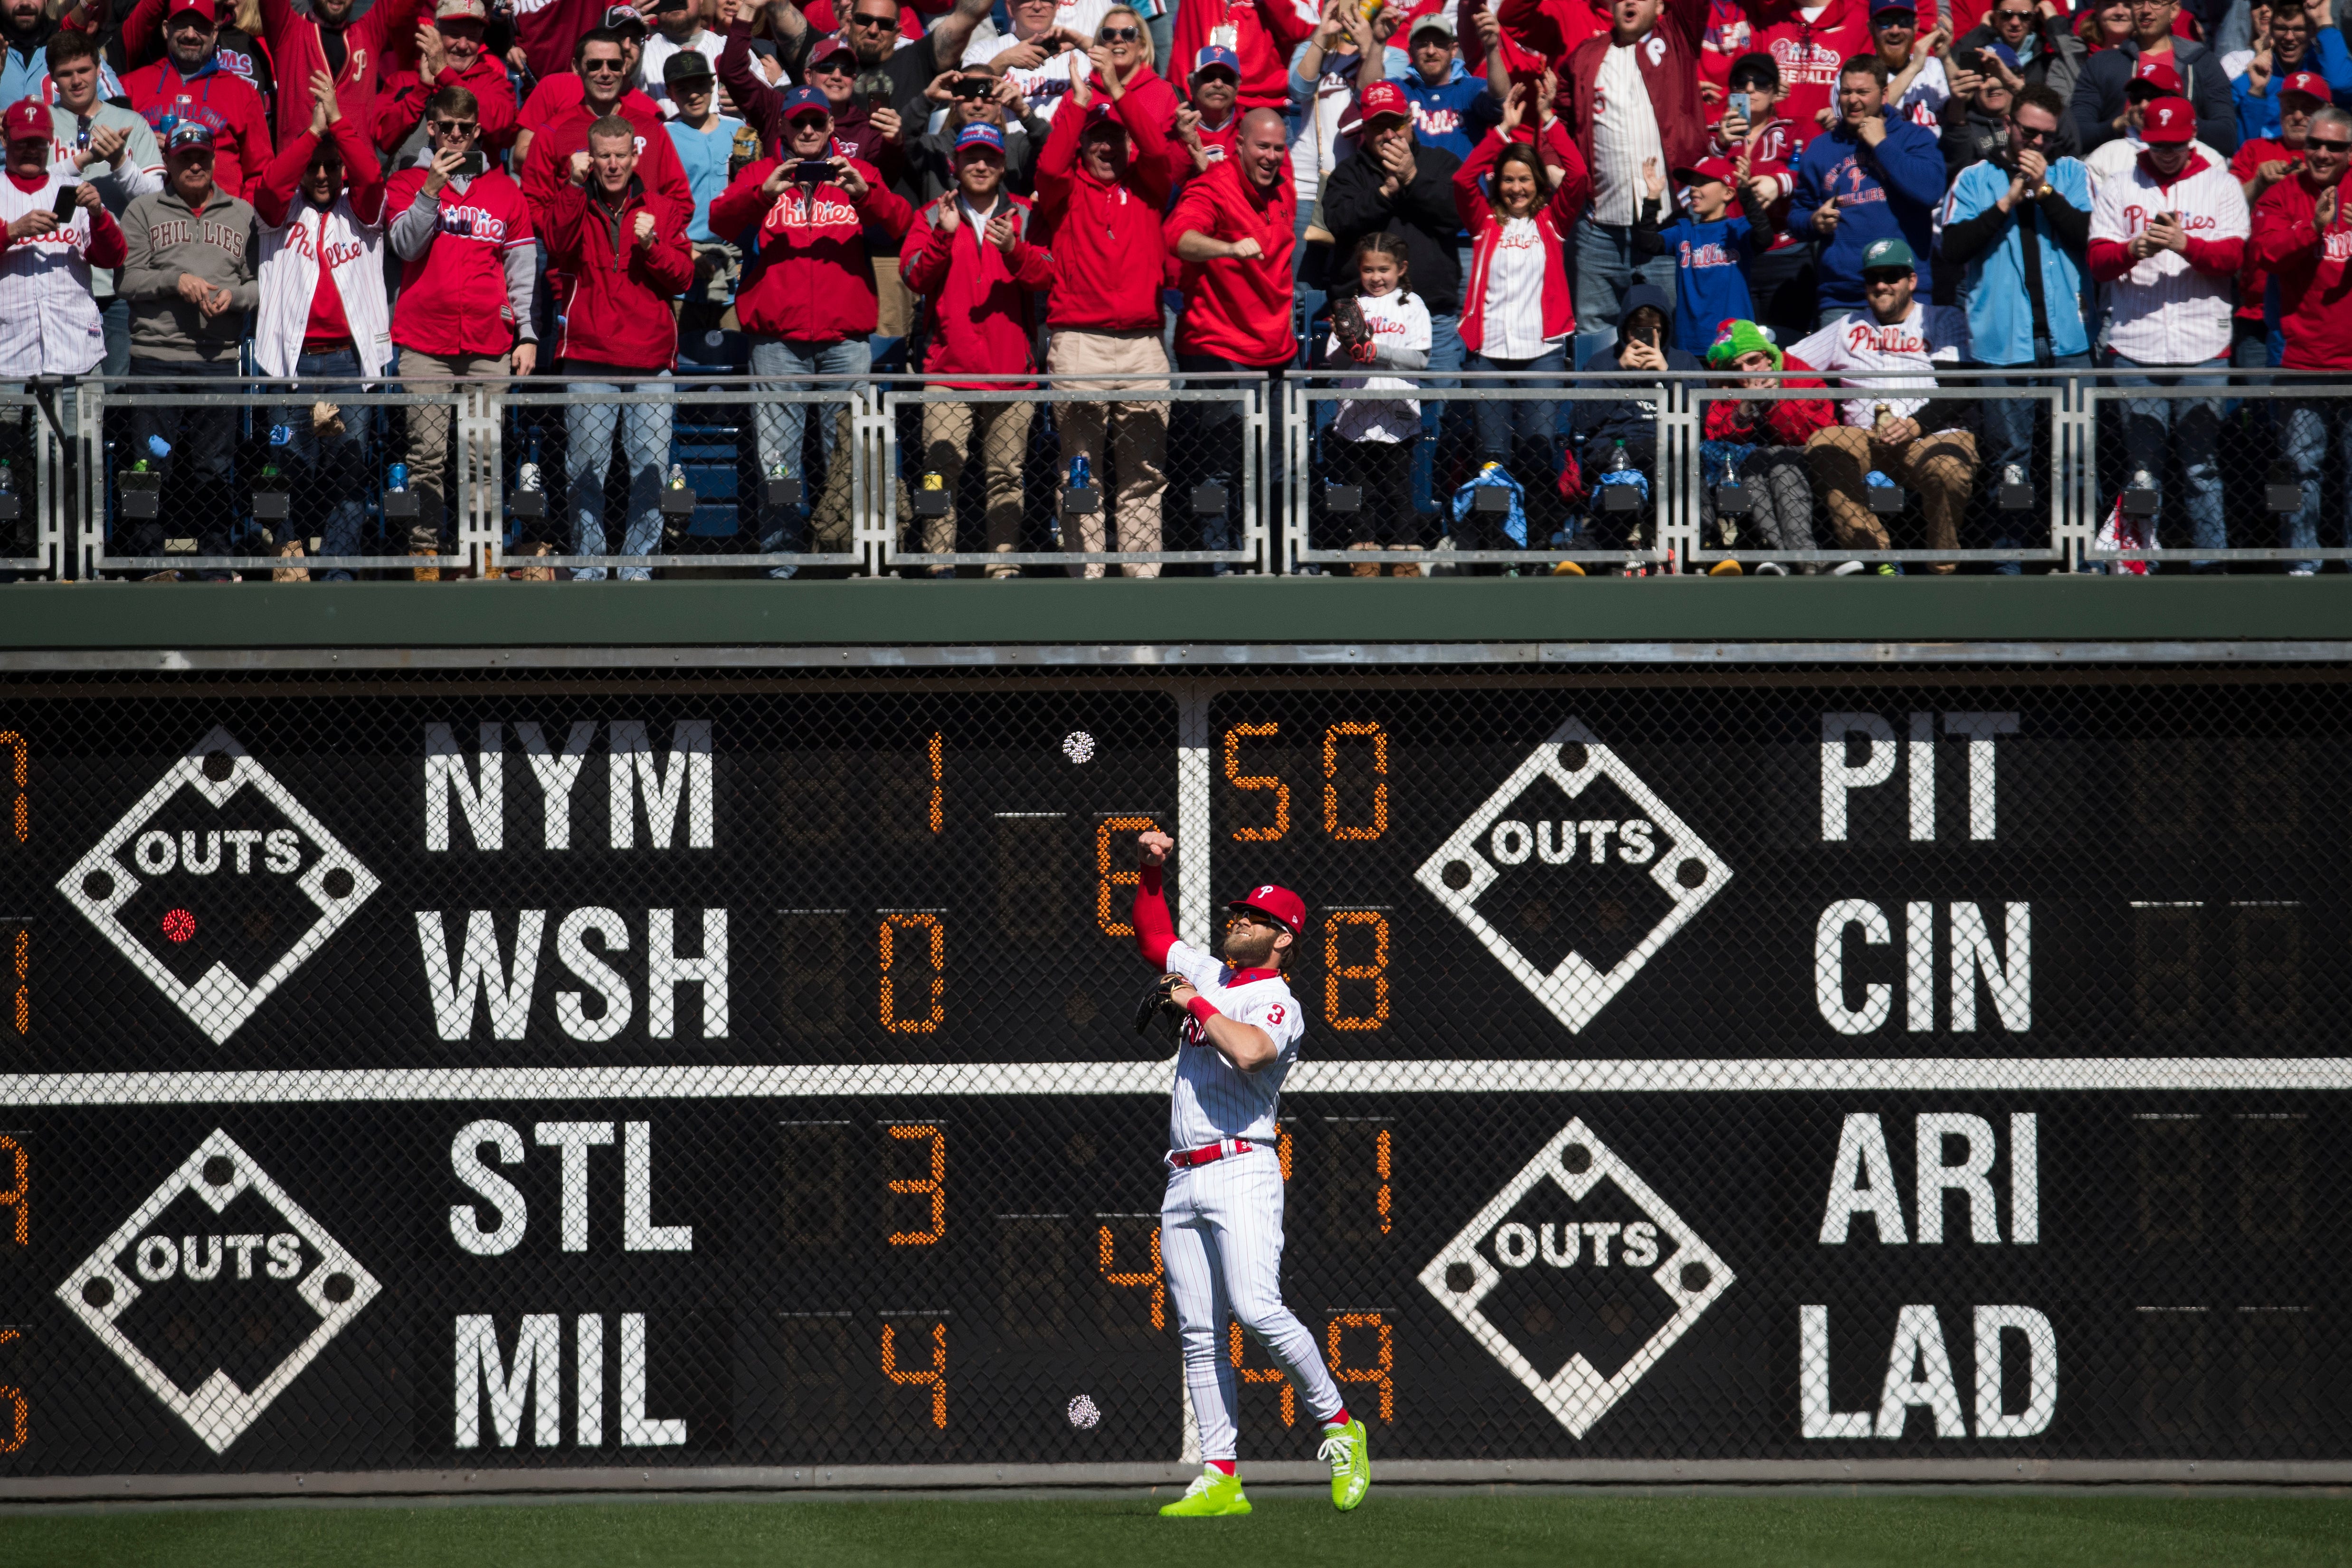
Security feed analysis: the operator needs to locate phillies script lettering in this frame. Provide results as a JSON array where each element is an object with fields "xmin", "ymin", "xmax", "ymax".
[
  {"xmin": 2120, "ymin": 204, "xmax": 2219, "ymax": 234},
  {"xmin": 288, "ymin": 225, "xmax": 366, "ymax": 270},
  {"xmin": 437, "ymin": 205, "xmax": 512, "ymax": 242},
  {"xmin": 763, "ymin": 188, "xmax": 860, "ymax": 233},
  {"xmin": 1841, "ymin": 321, "xmax": 1929, "ymax": 354}
]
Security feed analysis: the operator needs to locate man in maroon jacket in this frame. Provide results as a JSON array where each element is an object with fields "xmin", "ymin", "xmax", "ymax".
[
  {"xmin": 544, "ymin": 114, "xmax": 694, "ymax": 579},
  {"xmin": 2252, "ymin": 104, "xmax": 2352, "ymax": 573},
  {"xmin": 1560, "ymin": 0, "xmax": 1706, "ymax": 338}
]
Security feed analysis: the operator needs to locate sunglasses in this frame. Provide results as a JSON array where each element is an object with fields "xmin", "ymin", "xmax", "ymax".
[
  {"xmin": 1098, "ymin": 24, "xmax": 1139, "ymax": 38},
  {"xmin": 1862, "ymin": 269, "xmax": 1911, "ymax": 283},
  {"xmin": 1994, "ymin": 7, "xmax": 2035, "ymax": 17},
  {"xmin": 582, "ymin": 58, "xmax": 626, "ymax": 72},
  {"xmin": 2312, "ymin": 137, "xmax": 2352, "ymax": 150},
  {"xmin": 2011, "ymin": 122, "xmax": 2053, "ymax": 140},
  {"xmin": 811, "ymin": 57, "xmax": 852, "ymax": 72},
  {"xmin": 432, "ymin": 118, "xmax": 480, "ymax": 133},
  {"xmin": 848, "ymin": 10, "xmax": 896, "ymax": 25}
]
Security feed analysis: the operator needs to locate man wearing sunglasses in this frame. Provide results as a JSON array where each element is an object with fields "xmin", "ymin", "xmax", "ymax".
[
  {"xmin": 517, "ymin": 5, "xmax": 652, "ymax": 166},
  {"xmin": 2072, "ymin": 0, "xmax": 2238, "ymax": 158},
  {"xmin": 1941, "ymin": 82, "xmax": 2092, "ymax": 569},
  {"xmin": 2251, "ymin": 103, "xmax": 2352, "ymax": 572},
  {"xmin": 119, "ymin": 0, "xmax": 274, "ymax": 201},
  {"xmin": 521, "ymin": 29, "xmax": 692, "ymax": 241},
  {"xmin": 1947, "ymin": 0, "xmax": 2088, "ymax": 104},
  {"xmin": 2231, "ymin": 67, "xmax": 2327, "ymax": 368}
]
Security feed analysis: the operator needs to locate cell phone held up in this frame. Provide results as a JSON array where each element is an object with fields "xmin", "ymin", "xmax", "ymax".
[
  {"xmin": 950, "ymin": 75, "xmax": 991, "ymax": 100},
  {"xmin": 50, "ymin": 181, "xmax": 78, "ymax": 220},
  {"xmin": 455, "ymin": 150, "xmax": 487, "ymax": 178},
  {"xmin": 794, "ymin": 158, "xmax": 834, "ymax": 183}
]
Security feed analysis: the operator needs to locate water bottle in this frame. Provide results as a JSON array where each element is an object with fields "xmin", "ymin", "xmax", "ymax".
[
  {"xmin": 1866, "ymin": 469, "xmax": 1895, "ymax": 489},
  {"xmin": 388, "ymin": 461, "xmax": 408, "ymax": 492},
  {"xmin": 668, "ymin": 463, "xmax": 688, "ymax": 490},
  {"xmin": 1070, "ymin": 453, "xmax": 1091, "ymax": 489},
  {"xmin": 269, "ymin": 423, "xmax": 294, "ymax": 446},
  {"xmin": 130, "ymin": 457, "xmax": 150, "ymax": 474},
  {"xmin": 1604, "ymin": 444, "xmax": 1629, "ymax": 475},
  {"xmin": 145, "ymin": 433, "xmax": 171, "ymax": 460},
  {"xmin": 517, "ymin": 461, "xmax": 542, "ymax": 492},
  {"xmin": 0, "ymin": 460, "xmax": 16, "ymax": 496},
  {"xmin": 2003, "ymin": 463, "xmax": 2026, "ymax": 488}
]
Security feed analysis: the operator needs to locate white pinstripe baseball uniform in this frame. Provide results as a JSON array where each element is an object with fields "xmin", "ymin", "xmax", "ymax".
[
  {"xmin": 2086, "ymin": 145, "xmax": 2248, "ymax": 365},
  {"xmin": 1136, "ymin": 868, "xmax": 1346, "ymax": 1464}
]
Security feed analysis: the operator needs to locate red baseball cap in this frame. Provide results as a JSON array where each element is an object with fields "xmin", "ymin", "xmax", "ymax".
[
  {"xmin": 1, "ymin": 98, "xmax": 46, "ymax": 144},
  {"xmin": 2280, "ymin": 69, "xmax": 2331, "ymax": 103},
  {"xmin": 1358, "ymin": 80, "xmax": 1410, "ymax": 124},
  {"xmin": 1227, "ymin": 883, "xmax": 1306, "ymax": 937},
  {"xmin": 164, "ymin": 0, "xmax": 216, "ymax": 20},
  {"xmin": 1674, "ymin": 156, "xmax": 1736, "ymax": 187},
  {"xmin": 2141, "ymin": 94, "xmax": 2194, "ymax": 142},
  {"xmin": 2127, "ymin": 56, "xmax": 2182, "ymax": 95}
]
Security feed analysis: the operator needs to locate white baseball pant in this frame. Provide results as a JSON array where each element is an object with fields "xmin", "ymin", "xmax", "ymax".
[{"xmin": 1161, "ymin": 1144, "xmax": 1344, "ymax": 1461}]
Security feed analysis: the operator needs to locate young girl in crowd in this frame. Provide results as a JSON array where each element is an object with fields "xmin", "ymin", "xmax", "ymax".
[{"xmin": 1321, "ymin": 233, "xmax": 1432, "ymax": 575}]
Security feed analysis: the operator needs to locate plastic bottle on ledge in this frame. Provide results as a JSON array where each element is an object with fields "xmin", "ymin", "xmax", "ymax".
[
  {"xmin": 517, "ymin": 461, "xmax": 542, "ymax": 492},
  {"xmin": 668, "ymin": 463, "xmax": 688, "ymax": 490},
  {"xmin": 388, "ymin": 462, "xmax": 408, "ymax": 493},
  {"xmin": 145, "ymin": 434, "xmax": 171, "ymax": 460},
  {"xmin": 1070, "ymin": 453, "xmax": 1091, "ymax": 489},
  {"xmin": 0, "ymin": 459, "xmax": 18, "ymax": 496}
]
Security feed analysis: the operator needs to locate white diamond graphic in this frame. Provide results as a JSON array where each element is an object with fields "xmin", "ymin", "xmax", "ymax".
[
  {"xmin": 1413, "ymin": 717, "xmax": 1730, "ymax": 1031},
  {"xmin": 55, "ymin": 727, "xmax": 379, "ymax": 1043},
  {"xmin": 56, "ymin": 1129, "xmax": 382, "ymax": 1454},
  {"xmin": 1418, "ymin": 1118, "xmax": 1733, "ymax": 1438}
]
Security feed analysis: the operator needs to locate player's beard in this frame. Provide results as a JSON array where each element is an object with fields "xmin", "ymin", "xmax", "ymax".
[{"xmin": 1221, "ymin": 924, "xmax": 1282, "ymax": 969}]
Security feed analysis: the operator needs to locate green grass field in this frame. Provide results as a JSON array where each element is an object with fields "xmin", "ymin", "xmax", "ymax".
[{"xmin": 4, "ymin": 1492, "xmax": 2351, "ymax": 1568}]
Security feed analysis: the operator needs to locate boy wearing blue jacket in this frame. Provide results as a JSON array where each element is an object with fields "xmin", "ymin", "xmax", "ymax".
[
  {"xmin": 1632, "ymin": 153, "xmax": 1767, "ymax": 357},
  {"xmin": 1789, "ymin": 53, "xmax": 1947, "ymax": 324}
]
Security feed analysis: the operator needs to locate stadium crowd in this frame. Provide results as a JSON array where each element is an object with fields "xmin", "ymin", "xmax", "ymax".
[{"xmin": 3, "ymin": 0, "xmax": 2350, "ymax": 575}]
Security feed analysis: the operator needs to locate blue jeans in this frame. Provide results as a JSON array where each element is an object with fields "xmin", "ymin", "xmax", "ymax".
[
  {"xmin": 2110, "ymin": 353, "xmax": 2228, "ymax": 564},
  {"xmin": 1978, "ymin": 355, "xmax": 2089, "ymax": 573},
  {"xmin": 99, "ymin": 295, "xmax": 128, "ymax": 378},
  {"xmin": 1573, "ymin": 216, "xmax": 1676, "ymax": 363},
  {"xmin": 751, "ymin": 334, "xmax": 864, "ymax": 576},
  {"xmin": 1410, "ymin": 311, "xmax": 1465, "ymax": 514},
  {"xmin": 2282, "ymin": 400, "xmax": 2352, "ymax": 571},
  {"xmin": 271, "ymin": 347, "xmax": 371, "ymax": 581},
  {"xmin": 1467, "ymin": 346, "xmax": 1566, "ymax": 466},
  {"xmin": 564, "ymin": 363, "xmax": 671, "ymax": 581}
]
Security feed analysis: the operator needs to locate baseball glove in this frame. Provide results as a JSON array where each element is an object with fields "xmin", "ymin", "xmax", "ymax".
[
  {"xmin": 1133, "ymin": 972, "xmax": 1189, "ymax": 1038},
  {"xmin": 1329, "ymin": 295, "xmax": 1371, "ymax": 350}
]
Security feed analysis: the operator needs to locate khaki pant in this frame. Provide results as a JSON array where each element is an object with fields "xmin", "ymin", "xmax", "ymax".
[
  {"xmin": 398, "ymin": 347, "xmax": 502, "ymax": 543},
  {"xmin": 873, "ymin": 254, "xmax": 914, "ymax": 340},
  {"xmin": 1048, "ymin": 329, "xmax": 1169, "ymax": 578},
  {"xmin": 915, "ymin": 399, "xmax": 1034, "ymax": 572},
  {"xmin": 1805, "ymin": 424, "xmax": 1978, "ymax": 572}
]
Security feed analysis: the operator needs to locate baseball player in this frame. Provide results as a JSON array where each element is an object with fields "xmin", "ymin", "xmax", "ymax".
[{"xmin": 1131, "ymin": 828, "xmax": 1371, "ymax": 1519}]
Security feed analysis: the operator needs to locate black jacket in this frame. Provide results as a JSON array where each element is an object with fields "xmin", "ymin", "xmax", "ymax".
[
  {"xmin": 1320, "ymin": 136, "xmax": 1466, "ymax": 317},
  {"xmin": 1577, "ymin": 283, "xmax": 1704, "ymax": 450},
  {"xmin": 2070, "ymin": 37, "xmax": 2238, "ymax": 157}
]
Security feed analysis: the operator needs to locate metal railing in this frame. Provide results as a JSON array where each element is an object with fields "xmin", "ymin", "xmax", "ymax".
[{"xmin": 17, "ymin": 368, "xmax": 2352, "ymax": 580}]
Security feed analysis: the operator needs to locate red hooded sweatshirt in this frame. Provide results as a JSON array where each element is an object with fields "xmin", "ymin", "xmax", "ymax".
[
  {"xmin": 520, "ymin": 91, "xmax": 692, "ymax": 236},
  {"xmin": 1033, "ymin": 94, "xmax": 1176, "ymax": 333},
  {"xmin": 1164, "ymin": 153, "xmax": 1297, "ymax": 366},
  {"xmin": 1560, "ymin": 0, "xmax": 1712, "ymax": 189},
  {"xmin": 374, "ymin": 52, "xmax": 521, "ymax": 155},
  {"xmin": 2251, "ymin": 169, "xmax": 2352, "ymax": 370},
  {"xmin": 901, "ymin": 187, "xmax": 1053, "ymax": 388},
  {"xmin": 542, "ymin": 171, "xmax": 696, "ymax": 371},
  {"xmin": 709, "ymin": 155, "xmax": 913, "ymax": 342},
  {"xmin": 1169, "ymin": 0, "xmax": 1317, "ymax": 111},
  {"xmin": 120, "ymin": 57, "xmax": 275, "ymax": 202}
]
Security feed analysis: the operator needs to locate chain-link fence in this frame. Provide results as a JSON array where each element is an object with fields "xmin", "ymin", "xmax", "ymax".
[
  {"xmin": 21, "ymin": 370, "xmax": 2352, "ymax": 580},
  {"xmin": 0, "ymin": 662, "xmax": 2348, "ymax": 1483}
]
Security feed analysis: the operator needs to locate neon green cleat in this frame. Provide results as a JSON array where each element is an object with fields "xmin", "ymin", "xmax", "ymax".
[
  {"xmin": 1158, "ymin": 1467, "xmax": 1252, "ymax": 1518},
  {"xmin": 1320, "ymin": 1417, "xmax": 1371, "ymax": 1511}
]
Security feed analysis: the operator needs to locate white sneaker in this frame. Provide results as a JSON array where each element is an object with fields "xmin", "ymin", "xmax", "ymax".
[
  {"xmin": 2289, "ymin": 566, "xmax": 2318, "ymax": 576},
  {"xmin": 1831, "ymin": 560, "xmax": 1867, "ymax": 576},
  {"xmin": 1755, "ymin": 561, "xmax": 1789, "ymax": 576}
]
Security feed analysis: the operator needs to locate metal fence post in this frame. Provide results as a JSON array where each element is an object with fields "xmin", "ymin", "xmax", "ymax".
[
  {"xmin": 1242, "ymin": 377, "xmax": 1266, "ymax": 574},
  {"xmin": 73, "ymin": 378, "xmax": 103, "ymax": 582},
  {"xmin": 1657, "ymin": 378, "xmax": 1702, "ymax": 570},
  {"xmin": 858, "ymin": 380, "xmax": 891, "ymax": 576},
  {"xmin": 464, "ymin": 384, "xmax": 505, "ymax": 576},
  {"xmin": 2055, "ymin": 377, "xmax": 2096, "ymax": 571},
  {"xmin": 1283, "ymin": 376, "xmax": 1308, "ymax": 576}
]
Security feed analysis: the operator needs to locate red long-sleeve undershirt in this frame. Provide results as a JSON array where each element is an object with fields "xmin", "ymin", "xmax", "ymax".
[{"xmin": 1134, "ymin": 863, "xmax": 1176, "ymax": 969}]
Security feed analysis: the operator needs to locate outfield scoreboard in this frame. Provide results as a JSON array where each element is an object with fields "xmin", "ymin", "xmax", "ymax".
[{"xmin": 0, "ymin": 671, "xmax": 2345, "ymax": 1477}]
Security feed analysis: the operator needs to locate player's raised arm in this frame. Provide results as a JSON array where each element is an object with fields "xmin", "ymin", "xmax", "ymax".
[{"xmin": 1134, "ymin": 829, "xmax": 1177, "ymax": 967}]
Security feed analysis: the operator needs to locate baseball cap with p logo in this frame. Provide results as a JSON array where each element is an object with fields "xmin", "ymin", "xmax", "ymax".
[
  {"xmin": 1227, "ymin": 884, "xmax": 1306, "ymax": 936},
  {"xmin": 1, "ymin": 98, "xmax": 47, "ymax": 144},
  {"xmin": 2127, "ymin": 57, "xmax": 2183, "ymax": 96},
  {"xmin": 2142, "ymin": 95, "xmax": 2194, "ymax": 143}
]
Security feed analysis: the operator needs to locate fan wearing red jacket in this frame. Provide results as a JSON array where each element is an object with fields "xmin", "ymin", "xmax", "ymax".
[
  {"xmin": 709, "ymin": 85, "xmax": 914, "ymax": 566},
  {"xmin": 248, "ymin": 0, "xmax": 424, "ymax": 153},
  {"xmin": 1454, "ymin": 94, "xmax": 1590, "ymax": 489},
  {"xmin": 543, "ymin": 115, "xmax": 693, "ymax": 581},
  {"xmin": 373, "ymin": 0, "xmax": 518, "ymax": 156},
  {"xmin": 1699, "ymin": 320, "xmax": 1832, "ymax": 569},
  {"xmin": 1033, "ymin": 63, "xmax": 1178, "ymax": 576},
  {"xmin": 2251, "ymin": 105, "xmax": 2352, "ymax": 572},
  {"xmin": 1559, "ymin": 0, "xmax": 1710, "ymax": 335},
  {"xmin": 1169, "ymin": 0, "xmax": 1317, "ymax": 112},
  {"xmin": 119, "ymin": 0, "xmax": 274, "ymax": 201},
  {"xmin": 900, "ymin": 122, "xmax": 1052, "ymax": 578},
  {"xmin": 520, "ymin": 29, "xmax": 691, "ymax": 237}
]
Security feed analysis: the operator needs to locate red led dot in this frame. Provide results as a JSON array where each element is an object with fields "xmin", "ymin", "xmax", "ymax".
[{"xmin": 161, "ymin": 908, "xmax": 196, "ymax": 943}]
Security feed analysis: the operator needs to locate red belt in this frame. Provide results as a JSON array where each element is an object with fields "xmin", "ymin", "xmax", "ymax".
[{"xmin": 1165, "ymin": 1138, "xmax": 1263, "ymax": 1171}]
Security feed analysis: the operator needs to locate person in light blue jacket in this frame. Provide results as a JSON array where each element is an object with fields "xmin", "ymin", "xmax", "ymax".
[
  {"xmin": 1788, "ymin": 53, "xmax": 1948, "ymax": 324},
  {"xmin": 2231, "ymin": 1, "xmax": 2352, "ymax": 144},
  {"xmin": 1938, "ymin": 83, "xmax": 2090, "ymax": 572}
]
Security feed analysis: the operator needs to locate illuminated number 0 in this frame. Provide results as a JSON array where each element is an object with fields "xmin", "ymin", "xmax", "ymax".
[
  {"xmin": 1323, "ymin": 722, "xmax": 1387, "ymax": 841},
  {"xmin": 881, "ymin": 1322, "xmax": 947, "ymax": 1428},
  {"xmin": 879, "ymin": 915, "xmax": 945, "ymax": 1033},
  {"xmin": 885, "ymin": 1124, "xmax": 945, "ymax": 1247},
  {"xmin": 0, "ymin": 730, "xmax": 23, "ymax": 844},
  {"xmin": 1324, "ymin": 912, "xmax": 1390, "ymax": 1031},
  {"xmin": 1096, "ymin": 815, "xmax": 1158, "ymax": 936}
]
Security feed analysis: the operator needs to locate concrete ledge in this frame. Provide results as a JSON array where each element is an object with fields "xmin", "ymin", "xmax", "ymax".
[
  {"xmin": 6, "ymin": 577, "xmax": 2352, "ymax": 652},
  {"xmin": 6, "ymin": 1458, "xmax": 2352, "ymax": 1502}
]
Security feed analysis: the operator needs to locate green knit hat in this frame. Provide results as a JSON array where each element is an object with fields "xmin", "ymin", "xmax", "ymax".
[{"xmin": 1706, "ymin": 319, "xmax": 1782, "ymax": 370}]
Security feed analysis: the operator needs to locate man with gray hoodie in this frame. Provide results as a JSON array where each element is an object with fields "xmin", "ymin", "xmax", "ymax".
[{"xmin": 116, "ymin": 118, "xmax": 258, "ymax": 572}]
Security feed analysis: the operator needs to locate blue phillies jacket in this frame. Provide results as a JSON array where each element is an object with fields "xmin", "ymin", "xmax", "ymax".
[{"xmin": 1788, "ymin": 113, "xmax": 1947, "ymax": 312}]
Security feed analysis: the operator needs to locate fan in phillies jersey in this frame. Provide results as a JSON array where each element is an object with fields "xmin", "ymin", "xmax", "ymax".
[
  {"xmin": 0, "ymin": 94, "xmax": 124, "ymax": 379},
  {"xmin": 2234, "ymin": 70, "xmax": 2328, "ymax": 368},
  {"xmin": 1129, "ymin": 827, "xmax": 1370, "ymax": 1520},
  {"xmin": 2087, "ymin": 93, "xmax": 2248, "ymax": 563},
  {"xmin": 2250, "ymin": 104, "xmax": 2352, "ymax": 572}
]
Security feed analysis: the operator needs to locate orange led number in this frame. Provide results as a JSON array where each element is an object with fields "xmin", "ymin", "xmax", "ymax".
[
  {"xmin": 927, "ymin": 732, "xmax": 944, "ymax": 834},
  {"xmin": 1229, "ymin": 1321, "xmax": 1295, "ymax": 1425},
  {"xmin": 1324, "ymin": 912, "xmax": 1391, "ymax": 1032},
  {"xmin": 0, "ymin": 1327, "xmax": 21, "ymax": 1453},
  {"xmin": 1096, "ymin": 816, "xmax": 1158, "ymax": 937},
  {"xmin": 879, "ymin": 915, "xmax": 945, "ymax": 1034},
  {"xmin": 1278, "ymin": 1127, "xmax": 1292, "ymax": 1182},
  {"xmin": 1098, "ymin": 1225, "xmax": 1165, "ymax": 1329},
  {"xmin": 0, "ymin": 731, "xmax": 23, "ymax": 844},
  {"xmin": 1323, "ymin": 723, "xmax": 1387, "ymax": 841},
  {"xmin": 0, "ymin": 1135, "xmax": 21, "ymax": 1246},
  {"xmin": 886, "ymin": 1124, "xmax": 945, "ymax": 1246},
  {"xmin": 1326, "ymin": 1313, "xmax": 1395, "ymax": 1422},
  {"xmin": 9, "ymin": 927, "xmax": 22, "ymax": 1038},
  {"xmin": 1223, "ymin": 724, "xmax": 1288, "ymax": 841},
  {"xmin": 1376, "ymin": 1129, "xmax": 1392, "ymax": 1236},
  {"xmin": 881, "ymin": 1322, "xmax": 948, "ymax": 1429}
]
